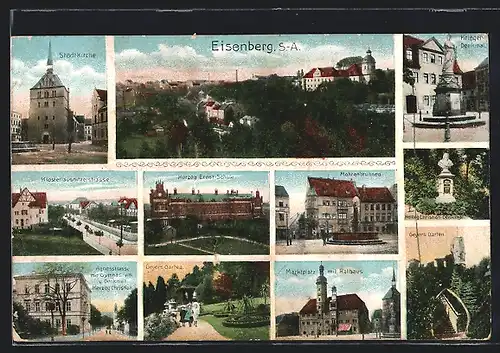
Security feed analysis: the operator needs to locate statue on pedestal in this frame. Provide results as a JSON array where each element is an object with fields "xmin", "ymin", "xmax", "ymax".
[{"xmin": 436, "ymin": 153, "xmax": 456, "ymax": 204}]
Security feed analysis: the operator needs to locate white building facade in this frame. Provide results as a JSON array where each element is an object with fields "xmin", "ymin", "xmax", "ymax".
[
  {"xmin": 11, "ymin": 111, "xmax": 22, "ymax": 141},
  {"xmin": 12, "ymin": 188, "xmax": 48, "ymax": 229}
]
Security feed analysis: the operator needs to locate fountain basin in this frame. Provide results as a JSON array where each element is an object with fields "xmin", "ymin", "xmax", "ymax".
[{"xmin": 326, "ymin": 232, "xmax": 386, "ymax": 245}]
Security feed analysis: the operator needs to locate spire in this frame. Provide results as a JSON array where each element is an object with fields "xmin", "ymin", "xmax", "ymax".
[
  {"xmin": 47, "ymin": 40, "xmax": 53, "ymax": 71},
  {"xmin": 392, "ymin": 267, "xmax": 396, "ymax": 288},
  {"xmin": 319, "ymin": 261, "xmax": 324, "ymax": 276}
]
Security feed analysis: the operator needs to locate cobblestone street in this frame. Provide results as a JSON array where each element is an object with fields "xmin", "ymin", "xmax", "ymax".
[{"xmin": 12, "ymin": 141, "xmax": 107, "ymax": 165}]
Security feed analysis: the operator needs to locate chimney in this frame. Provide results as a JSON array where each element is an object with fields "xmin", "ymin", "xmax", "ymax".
[
  {"xmin": 192, "ymin": 188, "xmax": 195, "ymax": 195},
  {"xmin": 215, "ymin": 188, "xmax": 218, "ymax": 195},
  {"xmin": 174, "ymin": 188, "xmax": 177, "ymax": 195}
]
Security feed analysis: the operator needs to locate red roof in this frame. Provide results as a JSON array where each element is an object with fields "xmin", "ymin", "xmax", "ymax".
[
  {"xmin": 303, "ymin": 64, "xmax": 363, "ymax": 79},
  {"xmin": 95, "ymin": 89, "xmax": 107, "ymax": 102},
  {"xmin": 12, "ymin": 189, "xmax": 47, "ymax": 208},
  {"xmin": 403, "ymin": 35, "xmax": 425, "ymax": 50},
  {"xmin": 356, "ymin": 186, "xmax": 395, "ymax": 203},
  {"xmin": 119, "ymin": 197, "xmax": 138, "ymax": 210},
  {"xmin": 453, "ymin": 59, "xmax": 463, "ymax": 74},
  {"xmin": 80, "ymin": 200, "xmax": 90, "ymax": 209},
  {"xmin": 307, "ymin": 177, "xmax": 357, "ymax": 198},
  {"xmin": 205, "ymin": 101, "xmax": 215, "ymax": 107},
  {"xmin": 299, "ymin": 294, "xmax": 367, "ymax": 315}
]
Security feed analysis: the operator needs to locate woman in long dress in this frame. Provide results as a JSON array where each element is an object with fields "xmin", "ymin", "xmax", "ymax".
[
  {"xmin": 191, "ymin": 300, "xmax": 200, "ymax": 327},
  {"xmin": 184, "ymin": 304, "xmax": 193, "ymax": 327}
]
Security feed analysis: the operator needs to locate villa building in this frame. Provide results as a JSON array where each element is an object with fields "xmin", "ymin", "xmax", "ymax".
[{"xmin": 11, "ymin": 188, "xmax": 48, "ymax": 229}]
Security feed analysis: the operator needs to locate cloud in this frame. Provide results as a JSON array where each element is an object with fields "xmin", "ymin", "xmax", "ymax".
[
  {"xmin": 11, "ymin": 58, "xmax": 105, "ymax": 117},
  {"xmin": 115, "ymin": 41, "xmax": 393, "ymax": 82}
]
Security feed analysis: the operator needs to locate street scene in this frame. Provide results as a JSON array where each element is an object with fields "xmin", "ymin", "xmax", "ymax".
[
  {"xmin": 404, "ymin": 148, "xmax": 490, "ymax": 221},
  {"xmin": 12, "ymin": 261, "xmax": 138, "ymax": 342},
  {"xmin": 11, "ymin": 36, "xmax": 108, "ymax": 164},
  {"xmin": 115, "ymin": 34, "xmax": 395, "ymax": 159},
  {"xmin": 12, "ymin": 170, "xmax": 138, "ymax": 256},
  {"xmin": 143, "ymin": 261, "xmax": 270, "ymax": 341},
  {"xmin": 406, "ymin": 225, "xmax": 491, "ymax": 340},
  {"xmin": 403, "ymin": 33, "xmax": 489, "ymax": 144},
  {"xmin": 144, "ymin": 171, "xmax": 270, "ymax": 255},
  {"xmin": 275, "ymin": 261, "xmax": 400, "ymax": 340},
  {"xmin": 275, "ymin": 170, "xmax": 398, "ymax": 254}
]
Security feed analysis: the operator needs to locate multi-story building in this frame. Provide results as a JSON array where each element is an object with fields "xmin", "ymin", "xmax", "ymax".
[
  {"xmin": 11, "ymin": 111, "xmax": 22, "ymax": 141},
  {"xmin": 84, "ymin": 118, "xmax": 92, "ymax": 141},
  {"xmin": 475, "ymin": 57, "xmax": 489, "ymax": 111},
  {"xmin": 27, "ymin": 42, "xmax": 72, "ymax": 144},
  {"xmin": 275, "ymin": 185, "xmax": 290, "ymax": 240},
  {"xmin": 381, "ymin": 268, "xmax": 401, "ymax": 336},
  {"xmin": 305, "ymin": 177, "xmax": 397, "ymax": 236},
  {"xmin": 298, "ymin": 263, "xmax": 370, "ymax": 336},
  {"xmin": 116, "ymin": 86, "xmax": 137, "ymax": 110},
  {"xmin": 79, "ymin": 200, "xmax": 98, "ymax": 215},
  {"xmin": 357, "ymin": 185, "xmax": 397, "ymax": 233},
  {"xmin": 403, "ymin": 35, "xmax": 463, "ymax": 114},
  {"xmin": 149, "ymin": 181, "xmax": 264, "ymax": 224},
  {"xmin": 13, "ymin": 272, "xmax": 91, "ymax": 333},
  {"xmin": 12, "ymin": 188, "xmax": 48, "ymax": 229},
  {"xmin": 91, "ymin": 89, "xmax": 108, "ymax": 146},
  {"xmin": 302, "ymin": 49, "xmax": 376, "ymax": 91},
  {"xmin": 66, "ymin": 197, "xmax": 88, "ymax": 213},
  {"xmin": 118, "ymin": 197, "xmax": 138, "ymax": 218}
]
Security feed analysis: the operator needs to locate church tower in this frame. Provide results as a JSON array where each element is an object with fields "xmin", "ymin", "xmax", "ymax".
[
  {"xmin": 316, "ymin": 263, "xmax": 328, "ymax": 313},
  {"xmin": 362, "ymin": 48, "xmax": 376, "ymax": 80},
  {"xmin": 27, "ymin": 41, "xmax": 71, "ymax": 144}
]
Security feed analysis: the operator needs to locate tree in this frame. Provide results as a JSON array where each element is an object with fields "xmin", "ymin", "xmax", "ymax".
[
  {"xmin": 213, "ymin": 272, "xmax": 233, "ymax": 300},
  {"xmin": 117, "ymin": 288, "xmax": 138, "ymax": 331},
  {"xmin": 336, "ymin": 56, "xmax": 363, "ymax": 69},
  {"xmin": 403, "ymin": 67, "xmax": 416, "ymax": 89},
  {"xmin": 34, "ymin": 263, "xmax": 89, "ymax": 335},
  {"xmin": 143, "ymin": 282, "xmax": 156, "ymax": 317},
  {"xmin": 89, "ymin": 304, "xmax": 102, "ymax": 330},
  {"xmin": 195, "ymin": 275, "xmax": 215, "ymax": 304},
  {"xmin": 154, "ymin": 276, "xmax": 167, "ymax": 313},
  {"xmin": 48, "ymin": 205, "xmax": 65, "ymax": 226},
  {"xmin": 166, "ymin": 274, "xmax": 181, "ymax": 302}
]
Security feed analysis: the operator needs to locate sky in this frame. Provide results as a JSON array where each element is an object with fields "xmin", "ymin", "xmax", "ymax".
[
  {"xmin": 11, "ymin": 36, "xmax": 106, "ymax": 118},
  {"xmin": 114, "ymin": 34, "xmax": 395, "ymax": 82},
  {"xmin": 405, "ymin": 225, "xmax": 490, "ymax": 267},
  {"xmin": 144, "ymin": 171, "xmax": 269, "ymax": 204},
  {"xmin": 275, "ymin": 260, "xmax": 398, "ymax": 318},
  {"xmin": 143, "ymin": 261, "xmax": 205, "ymax": 286},
  {"xmin": 275, "ymin": 170, "xmax": 396, "ymax": 216},
  {"xmin": 12, "ymin": 261, "xmax": 137, "ymax": 313},
  {"xmin": 409, "ymin": 33, "xmax": 489, "ymax": 71},
  {"xmin": 11, "ymin": 170, "xmax": 137, "ymax": 202}
]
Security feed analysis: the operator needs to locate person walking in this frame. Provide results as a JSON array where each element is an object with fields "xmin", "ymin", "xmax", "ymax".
[
  {"xmin": 179, "ymin": 306, "xmax": 187, "ymax": 327},
  {"xmin": 321, "ymin": 230, "xmax": 326, "ymax": 246},
  {"xmin": 184, "ymin": 303, "xmax": 193, "ymax": 327},
  {"xmin": 191, "ymin": 300, "xmax": 200, "ymax": 327}
]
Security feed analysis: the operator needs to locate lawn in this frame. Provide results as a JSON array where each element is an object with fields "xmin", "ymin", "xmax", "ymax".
[
  {"xmin": 145, "ymin": 243, "xmax": 209, "ymax": 255},
  {"xmin": 200, "ymin": 315, "xmax": 270, "ymax": 340},
  {"xmin": 12, "ymin": 234, "xmax": 103, "ymax": 256},
  {"xmin": 201, "ymin": 297, "xmax": 267, "ymax": 315},
  {"xmin": 185, "ymin": 237, "xmax": 270, "ymax": 255}
]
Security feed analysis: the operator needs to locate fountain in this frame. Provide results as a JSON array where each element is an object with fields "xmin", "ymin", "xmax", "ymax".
[{"xmin": 413, "ymin": 34, "xmax": 486, "ymax": 130}]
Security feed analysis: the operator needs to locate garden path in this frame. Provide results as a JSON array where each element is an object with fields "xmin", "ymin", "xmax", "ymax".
[{"xmin": 163, "ymin": 320, "xmax": 229, "ymax": 341}]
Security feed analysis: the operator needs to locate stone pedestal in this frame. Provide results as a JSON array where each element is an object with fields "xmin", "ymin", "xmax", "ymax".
[{"xmin": 436, "ymin": 171, "xmax": 456, "ymax": 204}]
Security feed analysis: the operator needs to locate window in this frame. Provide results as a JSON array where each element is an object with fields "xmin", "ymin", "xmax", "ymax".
[
  {"xmin": 38, "ymin": 116, "xmax": 40, "ymax": 120},
  {"xmin": 53, "ymin": 116, "xmax": 55, "ymax": 120},
  {"xmin": 55, "ymin": 302, "xmax": 60, "ymax": 311},
  {"xmin": 44, "ymin": 284, "xmax": 49, "ymax": 293},
  {"xmin": 54, "ymin": 283, "xmax": 60, "ymax": 293},
  {"xmin": 382, "ymin": 204, "xmax": 386, "ymax": 210},
  {"xmin": 66, "ymin": 319, "xmax": 72, "ymax": 328},
  {"xmin": 37, "ymin": 92, "xmax": 42, "ymax": 98},
  {"xmin": 423, "ymin": 52, "xmax": 428, "ymax": 63},
  {"xmin": 56, "ymin": 319, "xmax": 61, "ymax": 328},
  {"xmin": 414, "ymin": 72, "xmax": 419, "ymax": 83},
  {"xmin": 44, "ymin": 102, "xmax": 49, "ymax": 107},
  {"xmin": 44, "ymin": 91, "xmax": 49, "ymax": 98},
  {"xmin": 45, "ymin": 302, "xmax": 51, "ymax": 311},
  {"xmin": 387, "ymin": 204, "xmax": 391, "ymax": 211},
  {"xmin": 431, "ymin": 74, "xmax": 437, "ymax": 84},
  {"xmin": 15, "ymin": 219, "xmax": 19, "ymax": 225},
  {"xmin": 364, "ymin": 216, "xmax": 368, "ymax": 222},
  {"xmin": 66, "ymin": 301, "xmax": 72, "ymax": 312},
  {"xmin": 45, "ymin": 116, "xmax": 48, "ymax": 120},
  {"xmin": 34, "ymin": 301, "xmax": 40, "ymax": 312},
  {"xmin": 38, "ymin": 102, "xmax": 41, "ymax": 108},
  {"xmin": 24, "ymin": 285, "xmax": 29, "ymax": 294},
  {"xmin": 21, "ymin": 210, "xmax": 28, "ymax": 215},
  {"xmin": 423, "ymin": 73, "xmax": 429, "ymax": 84},
  {"xmin": 438, "ymin": 56, "xmax": 443, "ymax": 64},
  {"xmin": 66, "ymin": 283, "xmax": 71, "ymax": 293},
  {"xmin": 35, "ymin": 284, "xmax": 40, "ymax": 293},
  {"xmin": 279, "ymin": 213, "xmax": 285, "ymax": 221},
  {"xmin": 370, "ymin": 216, "xmax": 374, "ymax": 221},
  {"xmin": 24, "ymin": 300, "xmax": 31, "ymax": 311},
  {"xmin": 53, "ymin": 101, "xmax": 56, "ymax": 107},
  {"xmin": 405, "ymin": 48, "xmax": 413, "ymax": 61},
  {"xmin": 376, "ymin": 204, "xmax": 380, "ymax": 210},
  {"xmin": 44, "ymin": 124, "xmax": 49, "ymax": 129},
  {"xmin": 52, "ymin": 90, "xmax": 56, "ymax": 97},
  {"xmin": 424, "ymin": 95, "xmax": 430, "ymax": 106},
  {"xmin": 338, "ymin": 213, "xmax": 347, "ymax": 219},
  {"xmin": 430, "ymin": 54, "xmax": 436, "ymax": 63}
]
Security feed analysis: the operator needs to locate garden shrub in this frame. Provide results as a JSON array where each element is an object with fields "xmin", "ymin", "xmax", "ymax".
[
  {"xmin": 144, "ymin": 312, "xmax": 178, "ymax": 341},
  {"xmin": 66, "ymin": 324, "xmax": 80, "ymax": 335}
]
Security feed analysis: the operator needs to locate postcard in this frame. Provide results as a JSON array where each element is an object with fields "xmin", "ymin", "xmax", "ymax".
[
  {"xmin": 275, "ymin": 170, "xmax": 398, "ymax": 254},
  {"xmin": 405, "ymin": 225, "xmax": 491, "ymax": 340},
  {"xmin": 114, "ymin": 34, "xmax": 395, "ymax": 159},
  {"xmin": 12, "ymin": 260, "xmax": 138, "ymax": 342},
  {"xmin": 275, "ymin": 260, "xmax": 401, "ymax": 340},
  {"xmin": 11, "ymin": 170, "xmax": 138, "ymax": 256},
  {"xmin": 143, "ymin": 261, "xmax": 270, "ymax": 341},
  {"xmin": 402, "ymin": 33, "xmax": 489, "ymax": 144},
  {"xmin": 11, "ymin": 36, "xmax": 108, "ymax": 165},
  {"xmin": 144, "ymin": 171, "xmax": 270, "ymax": 255}
]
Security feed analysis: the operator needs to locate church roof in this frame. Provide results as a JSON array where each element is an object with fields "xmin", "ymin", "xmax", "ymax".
[
  {"xmin": 303, "ymin": 64, "xmax": 363, "ymax": 79},
  {"xmin": 299, "ymin": 294, "xmax": 367, "ymax": 315},
  {"xmin": 30, "ymin": 71, "xmax": 65, "ymax": 90},
  {"xmin": 363, "ymin": 50, "xmax": 376, "ymax": 64},
  {"xmin": 383, "ymin": 286, "xmax": 401, "ymax": 300}
]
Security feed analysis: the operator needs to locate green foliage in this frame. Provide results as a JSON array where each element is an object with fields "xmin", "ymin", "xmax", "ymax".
[
  {"xmin": 335, "ymin": 56, "xmax": 363, "ymax": 69},
  {"xmin": 144, "ymin": 312, "xmax": 178, "ymax": 341},
  {"xmin": 117, "ymin": 288, "xmax": 138, "ymax": 332},
  {"xmin": 48, "ymin": 205, "xmax": 65, "ymax": 226},
  {"xmin": 66, "ymin": 324, "xmax": 80, "ymax": 335},
  {"xmin": 89, "ymin": 304, "xmax": 102, "ymax": 328},
  {"xmin": 13, "ymin": 302, "xmax": 55, "ymax": 339}
]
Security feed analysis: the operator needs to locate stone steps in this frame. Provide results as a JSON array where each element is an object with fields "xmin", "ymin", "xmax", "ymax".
[{"xmin": 412, "ymin": 120, "xmax": 486, "ymax": 129}]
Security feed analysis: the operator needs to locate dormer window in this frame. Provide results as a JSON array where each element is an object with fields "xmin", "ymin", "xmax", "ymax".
[{"xmin": 405, "ymin": 48, "xmax": 412, "ymax": 61}]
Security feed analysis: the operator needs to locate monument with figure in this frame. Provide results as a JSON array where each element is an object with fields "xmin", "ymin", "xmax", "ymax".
[{"xmin": 435, "ymin": 153, "xmax": 456, "ymax": 204}]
